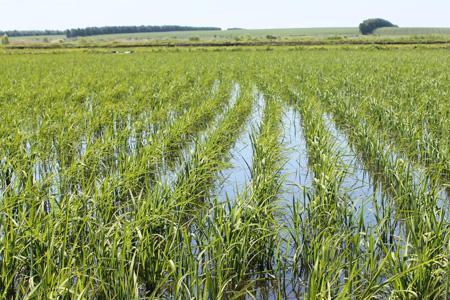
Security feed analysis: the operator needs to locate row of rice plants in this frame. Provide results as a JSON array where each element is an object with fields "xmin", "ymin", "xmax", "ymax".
[{"xmin": 320, "ymin": 91, "xmax": 449, "ymax": 298}]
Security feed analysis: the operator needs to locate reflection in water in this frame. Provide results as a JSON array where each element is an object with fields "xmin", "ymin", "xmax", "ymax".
[
  {"xmin": 323, "ymin": 113, "xmax": 382, "ymax": 226},
  {"xmin": 218, "ymin": 90, "xmax": 265, "ymax": 202},
  {"xmin": 280, "ymin": 106, "xmax": 313, "ymax": 206}
]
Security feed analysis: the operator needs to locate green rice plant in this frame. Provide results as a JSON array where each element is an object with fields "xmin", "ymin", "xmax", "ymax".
[
  {"xmin": 131, "ymin": 84, "xmax": 254, "ymax": 298},
  {"xmin": 317, "ymin": 89, "xmax": 450, "ymax": 299}
]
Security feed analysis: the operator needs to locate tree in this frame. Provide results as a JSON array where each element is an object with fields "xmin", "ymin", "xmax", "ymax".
[
  {"xmin": 1, "ymin": 34, "xmax": 9, "ymax": 45},
  {"xmin": 359, "ymin": 18, "xmax": 397, "ymax": 35}
]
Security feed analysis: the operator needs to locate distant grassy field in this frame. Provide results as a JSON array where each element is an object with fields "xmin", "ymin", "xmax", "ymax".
[
  {"xmin": 9, "ymin": 34, "xmax": 65, "ymax": 41},
  {"xmin": 8, "ymin": 28, "xmax": 359, "ymax": 43},
  {"xmin": 82, "ymin": 28, "xmax": 360, "ymax": 41},
  {"xmin": 374, "ymin": 27, "xmax": 450, "ymax": 35},
  {"xmin": 6, "ymin": 27, "xmax": 450, "ymax": 47}
]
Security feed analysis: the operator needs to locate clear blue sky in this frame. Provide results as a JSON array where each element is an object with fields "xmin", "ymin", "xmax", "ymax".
[{"xmin": 1, "ymin": 0, "xmax": 449, "ymax": 30}]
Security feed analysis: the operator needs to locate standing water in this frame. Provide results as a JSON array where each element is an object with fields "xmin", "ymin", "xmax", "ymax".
[
  {"xmin": 159, "ymin": 82, "xmax": 241, "ymax": 187},
  {"xmin": 323, "ymin": 113, "xmax": 382, "ymax": 227},
  {"xmin": 218, "ymin": 90, "xmax": 265, "ymax": 202},
  {"xmin": 280, "ymin": 106, "xmax": 313, "ymax": 206}
]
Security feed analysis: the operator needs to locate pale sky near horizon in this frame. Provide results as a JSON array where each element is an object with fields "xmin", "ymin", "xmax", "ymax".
[{"xmin": 1, "ymin": 0, "xmax": 449, "ymax": 31}]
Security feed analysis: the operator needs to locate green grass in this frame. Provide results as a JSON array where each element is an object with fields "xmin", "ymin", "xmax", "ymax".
[
  {"xmin": 9, "ymin": 34, "xmax": 66, "ymax": 42},
  {"xmin": 83, "ymin": 27, "xmax": 359, "ymax": 40},
  {"xmin": 6, "ymin": 27, "xmax": 450, "ymax": 49},
  {"xmin": 1, "ymin": 47, "xmax": 449, "ymax": 298},
  {"xmin": 375, "ymin": 27, "xmax": 450, "ymax": 35},
  {"xmin": 7, "ymin": 27, "xmax": 450, "ymax": 49},
  {"xmin": 8, "ymin": 28, "xmax": 359, "ymax": 44}
]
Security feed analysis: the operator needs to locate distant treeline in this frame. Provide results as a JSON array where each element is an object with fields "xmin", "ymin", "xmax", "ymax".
[
  {"xmin": 1, "ymin": 26, "xmax": 221, "ymax": 38},
  {"xmin": 0, "ymin": 30, "xmax": 65, "ymax": 37},
  {"xmin": 65, "ymin": 25, "xmax": 222, "ymax": 38}
]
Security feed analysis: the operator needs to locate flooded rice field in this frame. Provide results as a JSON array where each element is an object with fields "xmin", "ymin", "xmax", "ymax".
[{"xmin": 1, "ymin": 48, "xmax": 450, "ymax": 299}]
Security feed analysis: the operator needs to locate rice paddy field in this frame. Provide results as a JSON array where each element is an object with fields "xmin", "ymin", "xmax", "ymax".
[{"xmin": 1, "ymin": 47, "xmax": 450, "ymax": 299}]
